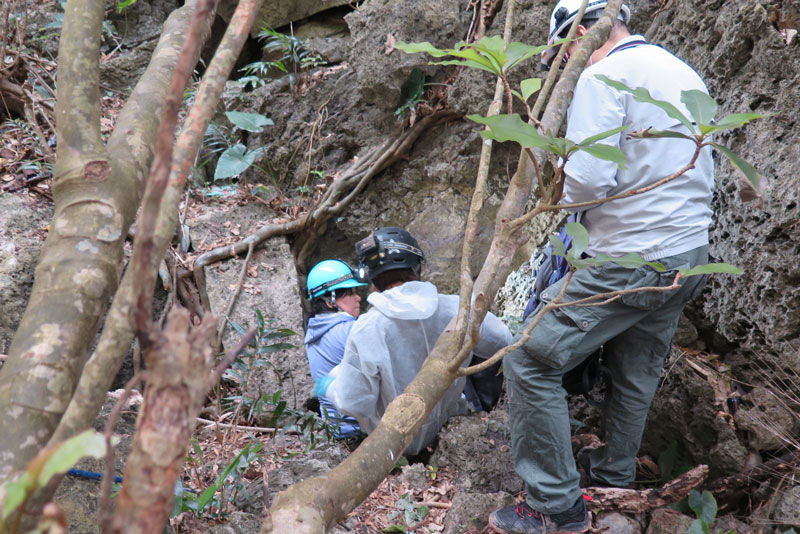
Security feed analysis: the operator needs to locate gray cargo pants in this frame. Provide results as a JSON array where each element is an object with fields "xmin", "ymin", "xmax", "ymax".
[{"xmin": 504, "ymin": 245, "xmax": 709, "ymax": 514}]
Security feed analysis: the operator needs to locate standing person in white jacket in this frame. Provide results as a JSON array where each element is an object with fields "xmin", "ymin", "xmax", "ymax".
[
  {"xmin": 490, "ymin": 2, "xmax": 714, "ymax": 533},
  {"xmin": 322, "ymin": 227, "xmax": 511, "ymax": 456}
]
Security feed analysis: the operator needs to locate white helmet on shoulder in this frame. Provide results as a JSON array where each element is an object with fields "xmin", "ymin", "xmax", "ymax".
[{"xmin": 547, "ymin": 0, "xmax": 631, "ymax": 45}]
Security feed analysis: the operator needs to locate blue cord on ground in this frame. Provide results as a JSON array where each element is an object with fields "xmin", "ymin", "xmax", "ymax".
[
  {"xmin": 66, "ymin": 468, "xmax": 198, "ymax": 493},
  {"xmin": 67, "ymin": 469, "xmax": 123, "ymax": 484}
]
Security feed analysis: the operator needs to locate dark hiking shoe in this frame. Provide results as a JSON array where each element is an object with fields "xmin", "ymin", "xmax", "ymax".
[{"xmin": 488, "ymin": 497, "xmax": 590, "ymax": 534}]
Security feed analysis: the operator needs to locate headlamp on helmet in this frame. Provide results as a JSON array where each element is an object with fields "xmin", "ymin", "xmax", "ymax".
[{"xmin": 355, "ymin": 227, "xmax": 425, "ymax": 283}]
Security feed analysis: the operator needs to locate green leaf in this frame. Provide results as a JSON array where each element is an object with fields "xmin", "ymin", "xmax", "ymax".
[
  {"xmin": 705, "ymin": 112, "xmax": 763, "ymax": 133},
  {"xmin": 598, "ymin": 253, "xmax": 666, "ymax": 272},
  {"xmin": 549, "ymin": 235, "xmax": 567, "ymax": 257},
  {"xmin": 382, "ymin": 524, "xmax": 408, "ymax": 533},
  {"xmin": 393, "ymin": 41, "xmax": 450, "ymax": 58},
  {"xmin": 39, "ymin": 430, "xmax": 110, "ymax": 487},
  {"xmin": 467, "ymin": 114, "xmax": 549, "ymax": 149},
  {"xmin": 431, "ymin": 58, "xmax": 499, "ymax": 75},
  {"xmin": 226, "ymin": 111, "xmax": 274, "ymax": 133},
  {"xmin": 577, "ymin": 124, "xmax": 629, "ymax": 146},
  {"xmin": 565, "ymin": 222, "xmax": 590, "ymax": 258},
  {"xmin": 711, "ymin": 143, "xmax": 761, "ymax": 191},
  {"xmin": 596, "ymin": 75, "xmax": 695, "ymax": 133},
  {"xmin": 2, "ymin": 472, "xmax": 33, "ymax": 518},
  {"xmin": 503, "ymin": 42, "xmax": 551, "ymax": 71},
  {"xmin": 688, "ymin": 489, "xmax": 717, "ymax": 526},
  {"xmin": 520, "ymin": 78, "xmax": 542, "ymax": 102},
  {"xmin": 546, "ymin": 135, "xmax": 576, "ymax": 157},
  {"xmin": 681, "ymin": 90, "xmax": 718, "ymax": 127},
  {"xmin": 116, "ymin": 0, "xmax": 136, "ymax": 11},
  {"xmin": 686, "ymin": 519, "xmax": 706, "ymax": 534},
  {"xmin": 576, "ymin": 143, "xmax": 627, "ymax": 168},
  {"xmin": 472, "ymin": 35, "xmax": 507, "ymax": 71},
  {"xmin": 679, "ymin": 263, "xmax": 743, "ymax": 276},
  {"xmin": 214, "ymin": 144, "xmax": 263, "ymax": 180}
]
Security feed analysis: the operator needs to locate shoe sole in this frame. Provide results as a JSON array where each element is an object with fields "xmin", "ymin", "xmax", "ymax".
[{"xmin": 488, "ymin": 515, "xmax": 589, "ymax": 534}]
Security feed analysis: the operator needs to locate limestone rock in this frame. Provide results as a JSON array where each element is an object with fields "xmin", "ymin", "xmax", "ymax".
[
  {"xmin": 645, "ymin": 348, "xmax": 748, "ymax": 477},
  {"xmin": 645, "ymin": 508, "xmax": 694, "ymax": 534},
  {"xmin": 442, "ymin": 492, "xmax": 515, "ymax": 534},
  {"xmin": 595, "ymin": 511, "xmax": 644, "ymax": 534},
  {"xmin": 345, "ymin": 0, "xmax": 468, "ymax": 110},
  {"xmin": 0, "ymin": 193, "xmax": 51, "ymax": 355},
  {"xmin": 712, "ymin": 514, "xmax": 753, "ymax": 534},
  {"xmin": 734, "ymin": 386, "xmax": 800, "ymax": 452},
  {"xmin": 217, "ymin": 0, "xmax": 352, "ymax": 38},
  {"xmin": 207, "ymin": 511, "xmax": 262, "ymax": 534},
  {"xmin": 771, "ymin": 485, "xmax": 800, "ymax": 532},
  {"xmin": 431, "ymin": 410, "xmax": 523, "ymax": 495},
  {"xmin": 190, "ymin": 201, "xmax": 311, "ymax": 407}
]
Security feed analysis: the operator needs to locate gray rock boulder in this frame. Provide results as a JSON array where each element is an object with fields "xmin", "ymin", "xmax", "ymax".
[
  {"xmin": 190, "ymin": 201, "xmax": 311, "ymax": 407},
  {"xmin": 645, "ymin": 508, "xmax": 694, "ymax": 534},
  {"xmin": 0, "ymin": 193, "xmax": 52, "ymax": 355},
  {"xmin": 431, "ymin": 410, "xmax": 523, "ymax": 495},
  {"xmin": 595, "ymin": 511, "xmax": 644, "ymax": 534}
]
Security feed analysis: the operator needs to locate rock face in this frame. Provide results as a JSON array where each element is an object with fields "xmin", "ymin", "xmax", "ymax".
[
  {"xmin": 0, "ymin": 193, "xmax": 51, "ymax": 355},
  {"xmin": 217, "ymin": 0, "xmax": 352, "ymax": 37},
  {"xmin": 431, "ymin": 410, "xmax": 523, "ymax": 495},
  {"xmin": 650, "ymin": 0, "xmax": 800, "ymax": 361},
  {"xmin": 190, "ymin": 201, "xmax": 310, "ymax": 406},
  {"xmin": 240, "ymin": 0, "xmax": 800, "ymax": 481}
]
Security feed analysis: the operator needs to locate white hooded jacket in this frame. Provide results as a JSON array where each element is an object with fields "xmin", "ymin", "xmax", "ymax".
[{"xmin": 325, "ymin": 281, "xmax": 511, "ymax": 455}]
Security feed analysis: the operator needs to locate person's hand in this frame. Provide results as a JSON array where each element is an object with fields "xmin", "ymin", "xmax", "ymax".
[{"xmin": 314, "ymin": 374, "xmax": 334, "ymax": 397}]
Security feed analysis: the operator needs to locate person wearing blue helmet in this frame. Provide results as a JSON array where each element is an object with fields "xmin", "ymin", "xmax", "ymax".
[{"xmin": 303, "ymin": 259, "xmax": 367, "ymax": 438}]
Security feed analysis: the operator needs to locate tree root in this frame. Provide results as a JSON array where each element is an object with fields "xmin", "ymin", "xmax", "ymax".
[
  {"xmin": 189, "ymin": 111, "xmax": 459, "ymax": 277},
  {"xmin": 585, "ymin": 465, "xmax": 709, "ymax": 513}
]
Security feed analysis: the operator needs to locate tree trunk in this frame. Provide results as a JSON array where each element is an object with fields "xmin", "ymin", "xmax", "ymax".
[{"xmin": 0, "ymin": 0, "xmax": 213, "ymax": 485}]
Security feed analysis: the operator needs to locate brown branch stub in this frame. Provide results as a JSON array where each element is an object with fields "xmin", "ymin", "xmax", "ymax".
[{"xmin": 83, "ymin": 160, "xmax": 111, "ymax": 183}]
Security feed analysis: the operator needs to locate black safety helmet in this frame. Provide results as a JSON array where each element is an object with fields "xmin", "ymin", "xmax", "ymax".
[{"xmin": 355, "ymin": 227, "xmax": 425, "ymax": 283}]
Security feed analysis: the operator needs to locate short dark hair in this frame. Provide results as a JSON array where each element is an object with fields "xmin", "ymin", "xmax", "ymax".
[
  {"xmin": 371, "ymin": 268, "xmax": 419, "ymax": 292},
  {"xmin": 309, "ymin": 287, "xmax": 357, "ymax": 316}
]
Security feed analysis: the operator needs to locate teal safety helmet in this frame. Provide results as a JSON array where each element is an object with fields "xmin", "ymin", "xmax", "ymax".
[{"xmin": 307, "ymin": 259, "xmax": 367, "ymax": 300}]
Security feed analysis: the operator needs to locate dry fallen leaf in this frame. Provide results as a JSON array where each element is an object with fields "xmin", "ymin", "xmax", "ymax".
[{"xmin": 385, "ymin": 33, "xmax": 397, "ymax": 55}]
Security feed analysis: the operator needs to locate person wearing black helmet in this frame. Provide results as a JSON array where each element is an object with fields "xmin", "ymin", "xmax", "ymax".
[
  {"xmin": 489, "ymin": 2, "xmax": 715, "ymax": 533},
  {"xmin": 318, "ymin": 227, "xmax": 511, "ymax": 455}
]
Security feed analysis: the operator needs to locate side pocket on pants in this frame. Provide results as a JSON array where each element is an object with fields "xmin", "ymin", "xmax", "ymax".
[
  {"xmin": 521, "ymin": 288, "xmax": 600, "ymax": 369},
  {"xmin": 619, "ymin": 266, "xmax": 679, "ymax": 310}
]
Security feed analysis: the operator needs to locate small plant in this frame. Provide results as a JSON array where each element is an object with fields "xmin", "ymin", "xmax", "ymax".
[
  {"xmin": 426, "ymin": 465, "xmax": 439, "ymax": 480},
  {"xmin": 238, "ymin": 27, "xmax": 326, "ymax": 90},
  {"xmin": 173, "ymin": 439, "xmax": 263, "ymax": 519},
  {"xmin": 382, "ymin": 493, "xmax": 430, "ymax": 533},
  {"xmin": 395, "ymin": 68, "xmax": 426, "ymax": 121},
  {"xmin": 685, "ymin": 489, "xmax": 722, "ymax": 534},
  {"xmin": 206, "ymin": 110, "xmax": 273, "ymax": 181}
]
